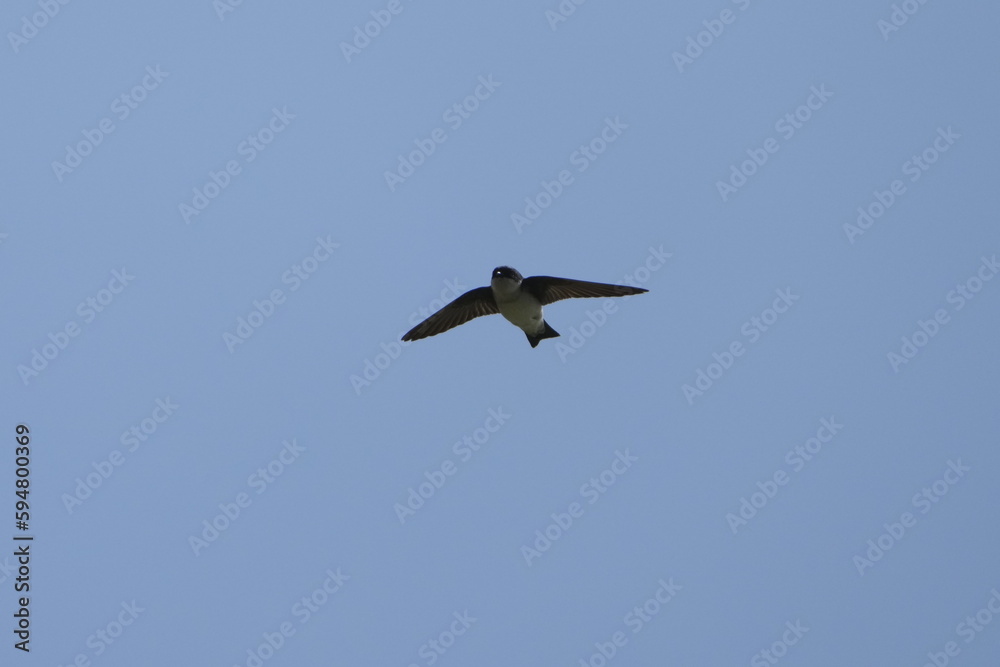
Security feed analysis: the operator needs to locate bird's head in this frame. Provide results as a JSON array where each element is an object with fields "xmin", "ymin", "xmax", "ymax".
[{"xmin": 492, "ymin": 266, "xmax": 523, "ymax": 285}]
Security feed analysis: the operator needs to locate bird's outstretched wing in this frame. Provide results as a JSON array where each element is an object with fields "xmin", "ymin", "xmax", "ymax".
[
  {"xmin": 402, "ymin": 287, "xmax": 499, "ymax": 341},
  {"xmin": 521, "ymin": 277, "xmax": 648, "ymax": 305}
]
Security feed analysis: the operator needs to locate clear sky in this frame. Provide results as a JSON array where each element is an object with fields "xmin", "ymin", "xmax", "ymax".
[{"xmin": 3, "ymin": 1, "xmax": 999, "ymax": 666}]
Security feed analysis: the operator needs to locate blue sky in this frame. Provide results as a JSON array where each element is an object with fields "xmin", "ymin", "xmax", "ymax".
[{"xmin": 3, "ymin": 1, "xmax": 999, "ymax": 665}]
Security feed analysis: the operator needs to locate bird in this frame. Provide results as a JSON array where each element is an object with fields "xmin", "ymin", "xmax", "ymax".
[{"xmin": 402, "ymin": 266, "xmax": 648, "ymax": 347}]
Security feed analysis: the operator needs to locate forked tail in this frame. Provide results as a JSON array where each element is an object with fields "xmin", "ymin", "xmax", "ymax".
[{"xmin": 525, "ymin": 320, "xmax": 560, "ymax": 348}]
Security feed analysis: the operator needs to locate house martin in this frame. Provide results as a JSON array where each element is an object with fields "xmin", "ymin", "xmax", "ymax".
[{"xmin": 402, "ymin": 266, "xmax": 648, "ymax": 347}]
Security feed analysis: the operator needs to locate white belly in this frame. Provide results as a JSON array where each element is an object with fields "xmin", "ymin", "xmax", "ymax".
[{"xmin": 497, "ymin": 293, "xmax": 544, "ymax": 333}]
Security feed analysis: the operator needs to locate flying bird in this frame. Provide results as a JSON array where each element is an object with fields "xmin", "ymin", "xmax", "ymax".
[{"xmin": 402, "ymin": 266, "xmax": 648, "ymax": 347}]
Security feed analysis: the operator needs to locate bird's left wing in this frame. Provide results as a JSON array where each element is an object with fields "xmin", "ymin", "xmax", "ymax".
[
  {"xmin": 521, "ymin": 277, "xmax": 647, "ymax": 305},
  {"xmin": 401, "ymin": 287, "xmax": 499, "ymax": 341}
]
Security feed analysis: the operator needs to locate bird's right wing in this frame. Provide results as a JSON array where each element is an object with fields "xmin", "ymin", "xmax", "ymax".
[
  {"xmin": 521, "ymin": 277, "xmax": 648, "ymax": 305},
  {"xmin": 401, "ymin": 287, "xmax": 499, "ymax": 342}
]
